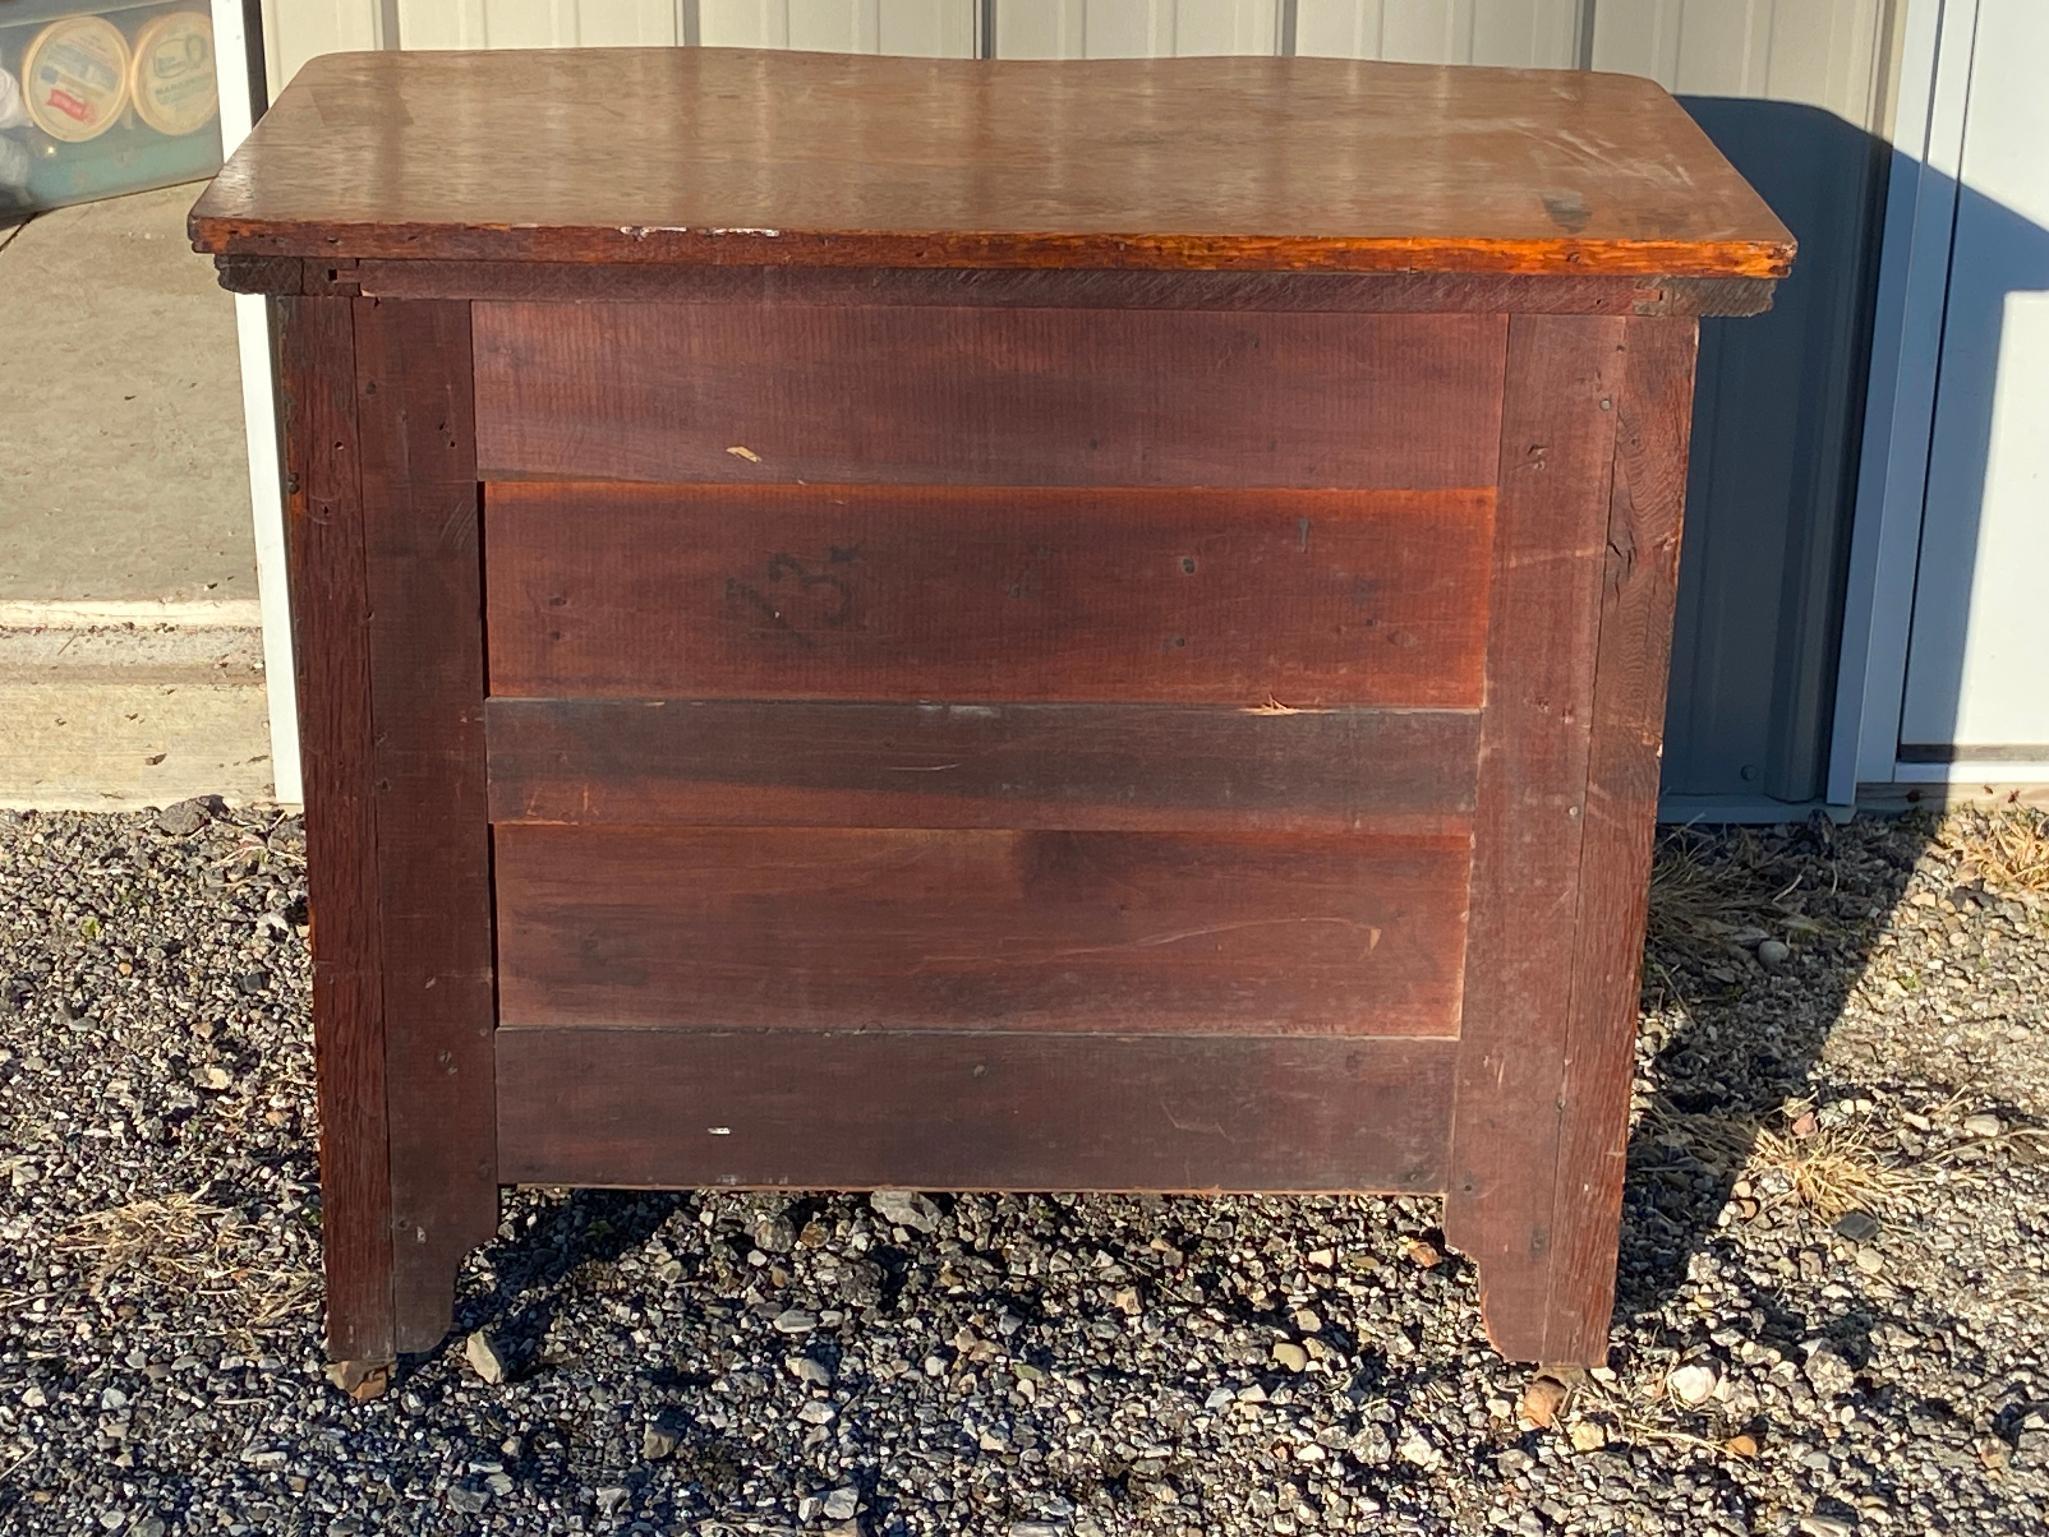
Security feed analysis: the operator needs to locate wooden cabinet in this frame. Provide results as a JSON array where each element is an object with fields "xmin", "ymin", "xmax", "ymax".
[{"xmin": 190, "ymin": 46, "xmax": 1790, "ymax": 1383}]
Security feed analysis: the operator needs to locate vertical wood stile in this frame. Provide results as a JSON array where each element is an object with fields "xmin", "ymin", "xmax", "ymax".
[
  {"xmin": 1542, "ymin": 316, "xmax": 1700, "ymax": 1361},
  {"xmin": 1443, "ymin": 312, "xmax": 1623, "ymax": 1362},
  {"xmin": 278, "ymin": 296, "xmax": 394, "ymax": 1366},
  {"xmin": 352, "ymin": 299, "xmax": 499, "ymax": 1355}
]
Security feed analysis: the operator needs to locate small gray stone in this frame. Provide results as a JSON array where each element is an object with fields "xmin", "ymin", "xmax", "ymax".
[
  {"xmin": 788, "ymin": 1355, "xmax": 833, "ymax": 1386},
  {"xmin": 153, "ymin": 798, "xmax": 217, "ymax": 837},
  {"xmin": 1803, "ymin": 1343, "xmax": 1857, "ymax": 1398},
  {"xmin": 797, "ymin": 1401, "xmax": 837, "ymax": 1425},
  {"xmin": 751, "ymin": 1212, "xmax": 797, "ymax": 1254},
  {"xmin": 446, "ymin": 1486, "xmax": 488, "ymax": 1516},
  {"xmin": 642, "ymin": 1422, "xmax": 680, "ymax": 1460},
  {"xmin": 1271, "ymin": 1340, "xmax": 1309, "ymax": 1373},
  {"xmin": 464, "ymin": 1329, "xmax": 507, "ymax": 1385},
  {"xmin": 823, "ymin": 1486, "xmax": 860, "ymax": 1520},
  {"xmin": 1962, "ymin": 1112, "xmax": 2004, "ymax": 1138},
  {"xmin": 870, "ymin": 1188, "xmax": 943, "ymax": 1233},
  {"xmin": 1398, "ymin": 1430, "xmax": 1443, "ymax": 1470},
  {"xmin": 594, "ymin": 1486, "xmax": 631, "ymax": 1516},
  {"xmin": 1834, "ymin": 1210, "xmax": 1881, "ymax": 1243},
  {"xmin": 1757, "ymin": 937, "xmax": 1792, "ymax": 969},
  {"xmin": 1666, "ymin": 1360, "xmax": 1723, "ymax": 1406},
  {"xmin": 773, "ymin": 1308, "xmax": 820, "ymax": 1334}
]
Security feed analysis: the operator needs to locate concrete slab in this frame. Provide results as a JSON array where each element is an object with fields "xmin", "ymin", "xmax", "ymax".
[
  {"xmin": 0, "ymin": 623, "xmax": 270, "ymax": 809},
  {"xmin": 0, "ymin": 183, "xmax": 254, "ymax": 607}
]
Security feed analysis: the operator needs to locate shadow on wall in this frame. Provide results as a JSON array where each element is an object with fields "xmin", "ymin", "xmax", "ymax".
[
  {"xmin": 1662, "ymin": 97, "xmax": 1888, "ymax": 808},
  {"xmin": 1666, "ymin": 97, "xmax": 2049, "ymax": 805}
]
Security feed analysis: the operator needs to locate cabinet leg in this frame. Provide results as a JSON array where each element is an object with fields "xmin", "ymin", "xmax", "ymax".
[
  {"xmin": 283, "ymin": 295, "xmax": 500, "ymax": 1380},
  {"xmin": 390, "ymin": 1184, "xmax": 502, "ymax": 1358},
  {"xmin": 1447, "ymin": 1190, "xmax": 1621, "ymax": 1367},
  {"xmin": 320, "ymin": 1175, "xmax": 498, "ymax": 1369}
]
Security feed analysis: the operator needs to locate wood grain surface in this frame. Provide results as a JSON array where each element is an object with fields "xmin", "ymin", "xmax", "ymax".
[
  {"xmin": 493, "ymin": 825, "xmax": 1472, "ymax": 1038},
  {"xmin": 351, "ymin": 299, "xmax": 499, "ymax": 1356},
  {"xmin": 485, "ymin": 699, "xmax": 1479, "ymax": 836},
  {"xmin": 1543, "ymin": 317, "xmax": 1700, "ymax": 1363},
  {"xmin": 496, "ymin": 1028, "xmax": 1456, "ymax": 1194},
  {"xmin": 484, "ymin": 482, "xmax": 1494, "ymax": 707},
  {"xmin": 190, "ymin": 50, "xmax": 1792, "ymax": 278},
  {"xmin": 277, "ymin": 297, "xmax": 392, "ymax": 1365},
  {"xmin": 473, "ymin": 304, "xmax": 1505, "ymax": 489},
  {"xmin": 1440, "ymin": 314, "xmax": 1622, "ymax": 1363}
]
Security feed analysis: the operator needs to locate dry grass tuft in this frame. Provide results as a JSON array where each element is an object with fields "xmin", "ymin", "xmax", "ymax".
[
  {"xmin": 1646, "ymin": 832, "xmax": 1823, "ymax": 972},
  {"xmin": 55, "ymin": 1192, "xmax": 316, "ymax": 1347},
  {"xmin": 1642, "ymin": 1099, "xmax": 1937, "ymax": 1224},
  {"xmin": 1944, "ymin": 808, "xmax": 2049, "ymax": 895}
]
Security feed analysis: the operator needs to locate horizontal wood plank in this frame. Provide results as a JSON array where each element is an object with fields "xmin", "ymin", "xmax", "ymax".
[
  {"xmin": 486, "ymin": 699, "xmax": 1478, "ymax": 835},
  {"xmin": 496, "ymin": 1027, "xmax": 1455, "ymax": 1194},
  {"xmin": 484, "ymin": 483, "xmax": 1494, "ymax": 707},
  {"xmin": 494, "ymin": 825, "xmax": 1471, "ymax": 1037},
  {"xmin": 471, "ymin": 305, "xmax": 1505, "ymax": 488}
]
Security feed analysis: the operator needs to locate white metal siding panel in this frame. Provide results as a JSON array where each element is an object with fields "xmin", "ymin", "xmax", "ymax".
[
  {"xmin": 700, "ymin": 1, "xmax": 975, "ymax": 53},
  {"xmin": 396, "ymin": 2, "xmax": 683, "ymax": 49},
  {"xmin": 1587, "ymin": 0, "xmax": 1888, "ymax": 128},
  {"xmin": 1900, "ymin": 0, "xmax": 2049, "ymax": 751},
  {"xmin": 874, "ymin": 0, "xmax": 979, "ymax": 55},
  {"xmin": 994, "ymin": 0, "xmax": 1280, "ymax": 58},
  {"xmin": 263, "ymin": 2, "xmax": 976, "ymax": 68},
  {"xmin": 260, "ymin": 0, "xmax": 384, "ymax": 94},
  {"xmin": 1294, "ymin": 0, "xmax": 1580, "ymax": 67}
]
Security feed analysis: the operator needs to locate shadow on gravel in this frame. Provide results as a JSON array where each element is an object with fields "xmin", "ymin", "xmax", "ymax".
[
  {"xmin": 1615, "ymin": 815, "xmax": 1926, "ymax": 1364},
  {"xmin": 459, "ymin": 1188, "xmax": 690, "ymax": 1377}
]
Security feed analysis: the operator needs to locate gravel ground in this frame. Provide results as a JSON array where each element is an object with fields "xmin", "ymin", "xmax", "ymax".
[{"xmin": 2, "ymin": 802, "xmax": 2047, "ymax": 1536}]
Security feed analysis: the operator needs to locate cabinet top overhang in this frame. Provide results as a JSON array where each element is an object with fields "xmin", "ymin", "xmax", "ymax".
[{"xmin": 190, "ymin": 47, "xmax": 1793, "ymax": 281}]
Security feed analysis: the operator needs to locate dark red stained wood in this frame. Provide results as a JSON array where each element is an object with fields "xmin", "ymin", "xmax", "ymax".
[
  {"xmin": 1543, "ymin": 318, "xmax": 1700, "ymax": 1363},
  {"xmin": 351, "ymin": 298, "xmax": 499, "ymax": 1357},
  {"xmin": 496, "ymin": 1027, "xmax": 1455, "ymax": 1194},
  {"xmin": 330, "ymin": 262, "xmax": 1778, "ymax": 319},
  {"xmin": 484, "ymin": 483, "xmax": 1495, "ymax": 708},
  {"xmin": 1441, "ymin": 314, "xmax": 1622, "ymax": 1363},
  {"xmin": 278, "ymin": 297, "xmax": 392, "ymax": 1366},
  {"xmin": 189, "ymin": 50, "xmax": 1792, "ymax": 278},
  {"xmin": 485, "ymin": 699, "xmax": 1479, "ymax": 837},
  {"xmin": 493, "ymin": 825, "xmax": 1472, "ymax": 1038},
  {"xmin": 470, "ymin": 305, "xmax": 1506, "ymax": 490}
]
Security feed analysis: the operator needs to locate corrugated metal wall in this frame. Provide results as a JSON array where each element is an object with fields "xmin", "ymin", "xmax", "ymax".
[
  {"xmin": 261, "ymin": 2, "xmax": 1887, "ymax": 93},
  {"xmin": 255, "ymin": 0, "xmax": 1898, "ymax": 809}
]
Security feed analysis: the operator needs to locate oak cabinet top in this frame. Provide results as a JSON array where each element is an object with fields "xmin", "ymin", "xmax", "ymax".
[{"xmin": 189, "ymin": 48, "xmax": 1791, "ymax": 280}]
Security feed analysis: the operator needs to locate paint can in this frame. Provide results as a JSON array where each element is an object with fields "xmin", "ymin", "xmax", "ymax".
[
  {"xmin": 18, "ymin": 14, "xmax": 133, "ymax": 144},
  {"xmin": 129, "ymin": 11, "xmax": 217, "ymax": 137}
]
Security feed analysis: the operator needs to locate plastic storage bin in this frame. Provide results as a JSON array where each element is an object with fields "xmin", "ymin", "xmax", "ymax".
[{"xmin": 1, "ymin": 0, "xmax": 222, "ymax": 215}]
